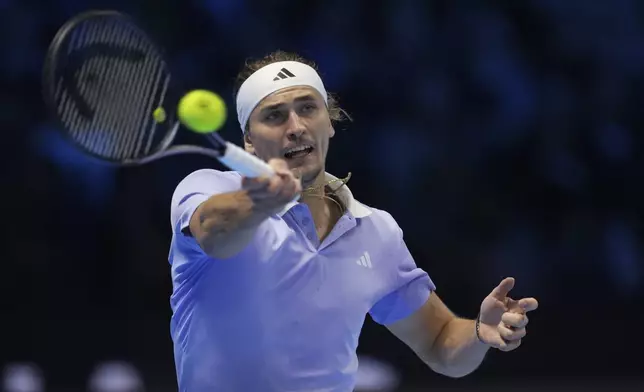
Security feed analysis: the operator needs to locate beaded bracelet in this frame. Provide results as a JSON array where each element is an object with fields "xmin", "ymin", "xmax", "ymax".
[{"xmin": 475, "ymin": 314, "xmax": 485, "ymax": 344}]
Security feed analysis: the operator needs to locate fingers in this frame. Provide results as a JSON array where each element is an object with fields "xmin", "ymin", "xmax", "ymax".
[
  {"xmin": 483, "ymin": 291, "xmax": 535, "ymax": 353},
  {"xmin": 479, "ymin": 320, "xmax": 526, "ymax": 352},
  {"xmin": 501, "ymin": 312, "xmax": 529, "ymax": 329},
  {"xmin": 262, "ymin": 175, "xmax": 298, "ymax": 200},
  {"xmin": 498, "ymin": 338, "xmax": 521, "ymax": 352},
  {"xmin": 498, "ymin": 324, "xmax": 526, "ymax": 341},
  {"xmin": 242, "ymin": 158, "xmax": 291, "ymax": 190},
  {"xmin": 241, "ymin": 176, "xmax": 269, "ymax": 191},
  {"xmin": 518, "ymin": 297, "xmax": 539, "ymax": 312},
  {"xmin": 270, "ymin": 164, "xmax": 301, "ymax": 199},
  {"xmin": 268, "ymin": 157, "xmax": 289, "ymax": 173},
  {"xmin": 486, "ymin": 333, "xmax": 521, "ymax": 352},
  {"xmin": 243, "ymin": 158, "xmax": 301, "ymax": 207},
  {"xmin": 248, "ymin": 159, "xmax": 289, "ymax": 196},
  {"xmin": 275, "ymin": 172, "xmax": 301, "ymax": 199},
  {"xmin": 495, "ymin": 312, "xmax": 529, "ymax": 352},
  {"xmin": 490, "ymin": 277, "xmax": 515, "ymax": 301},
  {"xmin": 486, "ymin": 335, "xmax": 508, "ymax": 350}
]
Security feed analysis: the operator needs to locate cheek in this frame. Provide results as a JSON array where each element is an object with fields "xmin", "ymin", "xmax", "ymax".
[
  {"xmin": 315, "ymin": 138, "xmax": 330, "ymax": 159},
  {"xmin": 248, "ymin": 126, "xmax": 282, "ymax": 150},
  {"xmin": 252, "ymin": 138, "xmax": 283, "ymax": 158},
  {"xmin": 321, "ymin": 127, "xmax": 333, "ymax": 147},
  {"xmin": 313, "ymin": 120, "xmax": 333, "ymax": 144}
]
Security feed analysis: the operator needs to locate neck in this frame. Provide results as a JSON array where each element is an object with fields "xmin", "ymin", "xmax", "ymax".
[
  {"xmin": 300, "ymin": 171, "xmax": 346, "ymax": 242},
  {"xmin": 300, "ymin": 170, "xmax": 331, "ymax": 217}
]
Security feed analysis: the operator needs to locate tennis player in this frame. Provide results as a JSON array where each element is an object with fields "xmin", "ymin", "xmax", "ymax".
[{"xmin": 168, "ymin": 51, "xmax": 539, "ymax": 392}]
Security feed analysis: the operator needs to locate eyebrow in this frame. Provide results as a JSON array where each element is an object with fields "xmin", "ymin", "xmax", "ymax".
[{"xmin": 259, "ymin": 94, "xmax": 317, "ymax": 113}]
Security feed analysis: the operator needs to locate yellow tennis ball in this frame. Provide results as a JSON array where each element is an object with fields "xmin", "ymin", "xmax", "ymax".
[
  {"xmin": 177, "ymin": 90, "xmax": 227, "ymax": 133},
  {"xmin": 153, "ymin": 107, "xmax": 166, "ymax": 123}
]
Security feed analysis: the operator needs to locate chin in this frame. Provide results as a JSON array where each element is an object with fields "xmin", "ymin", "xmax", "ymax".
[
  {"xmin": 290, "ymin": 162, "xmax": 322, "ymax": 185},
  {"xmin": 301, "ymin": 167, "xmax": 323, "ymax": 187}
]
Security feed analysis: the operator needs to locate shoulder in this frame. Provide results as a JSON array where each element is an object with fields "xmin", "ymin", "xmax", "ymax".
[
  {"xmin": 349, "ymin": 202, "xmax": 406, "ymax": 254},
  {"xmin": 357, "ymin": 203, "xmax": 402, "ymax": 236},
  {"xmin": 172, "ymin": 169, "xmax": 242, "ymax": 200},
  {"xmin": 174, "ymin": 168, "xmax": 242, "ymax": 190}
]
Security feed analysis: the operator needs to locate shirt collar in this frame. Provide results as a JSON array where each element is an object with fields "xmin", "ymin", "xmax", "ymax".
[{"xmin": 276, "ymin": 172, "xmax": 372, "ymax": 218}]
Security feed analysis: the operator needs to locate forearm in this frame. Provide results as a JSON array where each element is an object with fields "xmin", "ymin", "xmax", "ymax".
[
  {"xmin": 192, "ymin": 190, "xmax": 271, "ymax": 259},
  {"xmin": 430, "ymin": 317, "xmax": 489, "ymax": 378}
]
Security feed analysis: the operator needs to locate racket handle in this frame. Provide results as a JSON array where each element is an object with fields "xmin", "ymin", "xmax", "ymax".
[{"xmin": 218, "ymin": 142, "xmax": 275, "ymax": 178}]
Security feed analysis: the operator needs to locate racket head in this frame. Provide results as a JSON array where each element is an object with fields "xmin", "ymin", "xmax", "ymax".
[{"xmin": 43, "ymin": 10, "xmax": 180, "ymax": 165}]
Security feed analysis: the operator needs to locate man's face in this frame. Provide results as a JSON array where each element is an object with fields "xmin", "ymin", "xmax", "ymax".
[{"xmin": 245, "ymin": 86, "xmax": 334, "ymax": 185}]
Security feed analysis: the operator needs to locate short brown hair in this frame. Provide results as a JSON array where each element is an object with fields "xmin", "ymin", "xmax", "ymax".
[{"xmin": 233, "ymin": 50, "xmax": 351, "ymax": 133}]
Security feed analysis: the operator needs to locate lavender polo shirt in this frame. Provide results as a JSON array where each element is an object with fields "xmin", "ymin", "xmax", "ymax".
[{"xmin": 168, "ymin": 169, "xmax": 435, "ymax": 392}]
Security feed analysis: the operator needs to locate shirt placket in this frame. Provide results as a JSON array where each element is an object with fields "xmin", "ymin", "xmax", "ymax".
[{"xmin": 289, "ymin": 205, "xmax": 319, "ymax": 249}]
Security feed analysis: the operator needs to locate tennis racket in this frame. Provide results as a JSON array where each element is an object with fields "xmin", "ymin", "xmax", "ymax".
[{"xmin": 42, "ymin": 9, "xmax": 274, "ymax": 178}]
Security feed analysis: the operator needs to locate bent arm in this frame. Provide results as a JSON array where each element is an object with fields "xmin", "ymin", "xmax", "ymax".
[
  {"xmin": 188, "ymin": 190, "xmax": 272, "ymax": 259},
  {"xmin": 387, "ymin": 293, "xmax": 489, "ymax": 378}
]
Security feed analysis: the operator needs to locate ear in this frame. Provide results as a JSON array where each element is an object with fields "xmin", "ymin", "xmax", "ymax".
[
  {"xmin": 243, "ymin": 131, "xmax": 256, "ymax": 154},
  {"xmin": 329, "ymin": 121, "xmax": 335, "ymax": 138}
]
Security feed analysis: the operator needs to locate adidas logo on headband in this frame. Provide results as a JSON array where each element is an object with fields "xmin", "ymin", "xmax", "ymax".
[{"xmin": 273, "ymin": 68, "xmax": 296, "ymax": 81}]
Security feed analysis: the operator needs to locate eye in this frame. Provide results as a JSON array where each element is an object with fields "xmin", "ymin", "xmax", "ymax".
[
  {"xmin": 265, "ymin": 111, "xmax": 281, "ymax": 121},
  {"xmin": 301, "ymin": 103, "xmax": 317, "ymax": 113}
]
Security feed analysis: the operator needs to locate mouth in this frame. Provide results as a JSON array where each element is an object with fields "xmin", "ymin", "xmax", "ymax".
[{"xmin": 284, "ymin": 145, "xmax": 314, "ymax": 160}]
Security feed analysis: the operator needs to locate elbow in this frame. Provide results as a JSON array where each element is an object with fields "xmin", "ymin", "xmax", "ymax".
[
  {"xmin": 194, "ymin": 232, "xmax": 217, "ymax": 257},
  {"xmin": 196, "ymin": 225, "xmax": 256, "ymax": 260},
  {"xmin": 418, "ymin": 350, "xmax": 477, "ymax": 379},
  {"xmin": 433, "ymin": 366, "xmax": 476, "ymax": 379},
  {"xmin": 423, "ymin": 359, "xmax": 475, "ymax": 379},
  {"xmin": 196, "ymin": 231, "xmax": 237, "ymax": 260}
]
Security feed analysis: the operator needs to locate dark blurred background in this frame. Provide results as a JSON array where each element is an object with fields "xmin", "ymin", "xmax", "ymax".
[{"xmin": 2, "ymin": 0, "xmax": 644, "ymax": 391}]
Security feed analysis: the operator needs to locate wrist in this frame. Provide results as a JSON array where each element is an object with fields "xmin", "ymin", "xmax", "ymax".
[{"xmin": 475, "ymin": 314, "xmax": 486, "ymax": 345}]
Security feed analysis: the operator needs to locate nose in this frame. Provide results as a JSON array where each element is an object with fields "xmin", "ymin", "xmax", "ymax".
[{"xmin": 285, "ymin": 111, "xmax": 305, "ymax": 140}]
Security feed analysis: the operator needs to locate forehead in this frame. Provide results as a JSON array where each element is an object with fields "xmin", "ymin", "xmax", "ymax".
[{"xmin": 256, "ymin": 85, "xmax": 324, "ymax": 109}]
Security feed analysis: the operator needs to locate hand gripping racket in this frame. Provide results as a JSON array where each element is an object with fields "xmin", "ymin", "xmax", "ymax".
[{"xmin": 42, "ymin": 10, "xmax": 274, "ymax": 178}]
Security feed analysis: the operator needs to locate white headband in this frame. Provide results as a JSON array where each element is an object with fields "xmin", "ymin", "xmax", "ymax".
[{"xmin": 236, "ymin": 61, "xmax": 328, "ymax": 133}]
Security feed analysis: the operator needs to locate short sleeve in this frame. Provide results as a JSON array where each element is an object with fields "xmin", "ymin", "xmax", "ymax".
[
  {"xmin": 170, "ymin": 169, "xmax": 242, "ymax": 238},
  {"xmin": 369, "ymin": 223, "xmax": 435, "ymax": 326}
]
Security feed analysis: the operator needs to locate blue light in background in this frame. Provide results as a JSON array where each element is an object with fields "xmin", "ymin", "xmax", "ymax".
[
  {"xmin": 32, "ymin": 125, "xmax": 117, "ymax": 209},
  {"xmin": 539, "ymin": 146, "xmax": 588, "ymax": 192},
  {"xmin": 199, "ymin": 0, "xmax": 246, "ymax": 28},
  {"xmin": 593, "ymin": 123, "xmax": 633, "ymax": 163},
  {"xmin": 604, "ymin": 219, "xmax": 641, "ymax": 296}
]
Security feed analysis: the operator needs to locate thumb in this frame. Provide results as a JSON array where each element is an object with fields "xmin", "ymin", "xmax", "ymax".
[
  {"xmin": 490, "ymin": 277, "xmax": 515, "ymax": 301},
  {"xmin": 268, "ymin": 158, "xmax": 289, "ymax": 174}
]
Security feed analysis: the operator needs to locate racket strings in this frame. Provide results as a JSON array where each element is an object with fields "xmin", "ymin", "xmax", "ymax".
[{"xmin": 52, "ymin": 16, "xmax": 171, "ymax": 161}]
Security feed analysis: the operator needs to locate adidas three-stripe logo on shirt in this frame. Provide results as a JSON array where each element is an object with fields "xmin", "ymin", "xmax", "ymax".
[{"xmin": 356, "ymin": 252, "xmax": 372, "ymax": 268}]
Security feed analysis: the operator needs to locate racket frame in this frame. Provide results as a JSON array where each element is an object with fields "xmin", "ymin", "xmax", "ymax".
[
  {"xmin": 42, "ymin": 9, "xmax": 183, "ymax": 167},
  {"xmin": 42, "ymin": 10, "xmax": 275, "ymax": 178}
]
